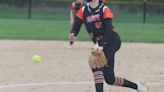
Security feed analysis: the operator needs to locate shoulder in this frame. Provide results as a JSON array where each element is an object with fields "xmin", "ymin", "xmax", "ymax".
[
  {"xmin": 70, "ymin": 2, "xmax": 76, "ymax": 9},
  {"xmin": 102, "ymin": 6, "xmax": 111, "ymax": 12},
  {"xmin": 72, "ymin": 2, "xmax": 76, "ymax": 7},
  {"xmin": 102, "ymin": 5, "xmax": 113, "ymax": 19},
  {"xmin": 76, "ymin": 6, "xmax": 85, "ymax": 20}
]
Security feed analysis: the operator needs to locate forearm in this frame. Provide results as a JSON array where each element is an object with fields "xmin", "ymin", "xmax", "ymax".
[
  {"xmin": 70, "ymin": 10, "xmax": 74, "ymax": 26},
  {"xmin": 70, "ymin": 16, "xmax": 83, "ymax": 36}
]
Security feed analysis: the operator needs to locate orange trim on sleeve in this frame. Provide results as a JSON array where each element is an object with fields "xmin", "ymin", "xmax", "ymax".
[
  {"xmin": 76, "ymin": 7, "xmax": 84, "ymax": 20},
  {"xmin": 103, "ymin": 7, "xmax": 113, "ymax": 19}
]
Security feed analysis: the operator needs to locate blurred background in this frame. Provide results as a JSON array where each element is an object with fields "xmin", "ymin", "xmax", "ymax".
[
  {"xmin": 0, "ymin": 0, "xmax": 163, "ymax": 42},
  {"xmin": 0, "ymin": 0, "xmax": 163, "ymax": 22}
]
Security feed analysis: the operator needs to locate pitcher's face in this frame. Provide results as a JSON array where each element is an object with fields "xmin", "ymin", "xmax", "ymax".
[{"xmin": 76, "ymin": 0, "xmax": 84, "ymax": 3}]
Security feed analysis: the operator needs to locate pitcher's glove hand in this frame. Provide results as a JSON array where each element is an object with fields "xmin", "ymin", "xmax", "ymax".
[{"xmin": 88, "ymin": 44, "xmax": 107, "ymax": 69}]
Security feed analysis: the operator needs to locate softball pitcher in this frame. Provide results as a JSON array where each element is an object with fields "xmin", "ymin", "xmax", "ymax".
[
  {"xmin": 69, "ymin": 0, "xmax": 107, "ymax": 46},
  {"xmin": 68, "ymin": 0, "xmax": 147, "ymax": 92}
]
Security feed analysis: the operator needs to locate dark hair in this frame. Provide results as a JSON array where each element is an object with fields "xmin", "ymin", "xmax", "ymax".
[{"xmin": 86, "ymin": 0, "xmax": 92, "ymax": 2}]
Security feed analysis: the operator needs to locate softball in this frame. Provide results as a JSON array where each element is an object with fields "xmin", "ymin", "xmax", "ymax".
[{"xmin": 32, "ymin": 55, "xmax": 41, "ymax": 63}]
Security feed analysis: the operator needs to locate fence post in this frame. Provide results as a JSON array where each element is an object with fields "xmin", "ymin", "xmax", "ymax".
[
  {"xmin": 28, "ymin": 0, "xmax": 32, "ymax": 19},
  {"xmin": 143, "ymin": 0, "xmax": 147, "ymax": 23}
]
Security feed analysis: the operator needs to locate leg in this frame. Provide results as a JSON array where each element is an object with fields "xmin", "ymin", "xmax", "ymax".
[
  {"xmin": 103, "ymin": 57, "xmax": 137, "ymax": 90},
  {"xmin": 103, "ymin": 40, "xmax": 137, "ymax": 90},
  {"xmin": 92, "ymin": 68, "xmax": 104, "ymax": 92},
  {"xmin": 91, "ymin": 56, "xmax": 138, "ymax": 92}
]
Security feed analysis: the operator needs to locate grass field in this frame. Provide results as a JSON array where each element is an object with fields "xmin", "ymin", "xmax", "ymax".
[
  {"xmin": 0, "ymin": 18, "xmax": 163, "ymax": 43},
  {"xmin": 0, "ymin": 8, "xmax": 70, "ymax": 20},
  {"xmin": 0, "ymin": 5, "xmax": 164, "ymax": 43},
  {"xmin": 0, "ymin": 8, "xmax": 164, "ymax": 23}
]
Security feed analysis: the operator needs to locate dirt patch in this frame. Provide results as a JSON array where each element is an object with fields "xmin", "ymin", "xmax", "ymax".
[{"xmin": 0, "ymin": 40, "xmax": 163, "ymax": 92}]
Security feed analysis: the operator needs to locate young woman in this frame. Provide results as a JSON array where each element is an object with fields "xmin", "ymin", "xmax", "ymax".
[
  {"xmin": 70, "ymin": 0, "xmax": 106, "ymax": 26},
  {"xmin": 68, "ymin": 0, "xmax": 146, "ymax": 91},
  {"xmin": 70, "ymin": 0, "xmax": 85, "ymax": 27},
  {"xmin": 70, "ymin": 0, "xmax": 97, "ymax": 45}
]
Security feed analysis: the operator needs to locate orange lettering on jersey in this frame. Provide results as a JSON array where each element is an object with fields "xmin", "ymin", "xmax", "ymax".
[
  {"xmin": 86, "ymin": 14, "xmax": 100, "ymax": 23},
  {"xmin": 103, "ymin": 7, "xmax": 113, "ymax": 19}
]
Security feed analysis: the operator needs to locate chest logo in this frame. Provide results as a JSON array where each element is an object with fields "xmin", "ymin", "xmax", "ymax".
[{"xmin": 86, "ymin": 14, "xmax": 100, "ymax": 23}]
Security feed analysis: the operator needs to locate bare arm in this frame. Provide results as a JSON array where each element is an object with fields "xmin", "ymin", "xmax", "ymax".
[
  {"xmin": 68, "ymin": 7, "xmax": 84, "ymax": 42},
  {"xmin": 70, "ymin": 16, "xmax": 83, "ymax": 36},
  {"xmin": 70, "ymin": 9, "xmax": 74, "ymax": 27}
]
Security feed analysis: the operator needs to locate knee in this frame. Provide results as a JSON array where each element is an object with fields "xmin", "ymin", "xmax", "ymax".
[
  {"xmin": 105, "ymin": 77, "xmax": 115, "ymax": 85},
  {"xmin": 105, "ymin": 77, "xmax": 124, "ymax": 86},
  {"xmin": 103, "ymin": 68, "xmax": 115, "ymax": 85}
]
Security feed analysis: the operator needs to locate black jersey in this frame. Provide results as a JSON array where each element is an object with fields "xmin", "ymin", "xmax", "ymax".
[
  {"xmin": 77, "ymin": 3, "xmax": 113, "ymax": 37},
  {"xmin": 71, "ymin": 2, "xmax": 118, "ymax": 47}
]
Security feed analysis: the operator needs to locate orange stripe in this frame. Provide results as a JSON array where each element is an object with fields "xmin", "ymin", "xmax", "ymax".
[
  {"xmin": 120, "ymin": 78, "xmax": 124, "ymax": 86},
  {"xmin": 115, "ymin": 77, "xmax": 120, "ymax": 85},
  {"xmin": 93, "ymin": 71, "xmax": 103, "ymax": 76},
  {"xmin": 94, "ymin": 75, "xmax": 104, "ymax": 80},
  {"xmin": 95, "ymin": 79, "xmax": 104, "ymax": 83},
  {"xmin": 118, "ymin": 77, "xmax": 121, "ymax": 86},
  {"xmin": 114, "ymin": 77, "xmax": 119, "ymax": 85}
]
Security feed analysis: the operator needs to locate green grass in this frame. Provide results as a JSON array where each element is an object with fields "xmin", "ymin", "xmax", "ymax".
[
  {"xmin": 0, "ymin": 18, "xmax": 163, "ymax": 43},
  {"xmin": 0, "ymin": 19, "xmax": 70, "ymax": 40},
  {"xmin": 0, "ymin": 8, "xmax": 70, "ymax": 20},
  {"xmin": 114, "ymin": 14, "xmax": 164, "ymax": 23},
  {"xmin": 116, "ymin": 23, "xmax": 164, "ymax": 43}
]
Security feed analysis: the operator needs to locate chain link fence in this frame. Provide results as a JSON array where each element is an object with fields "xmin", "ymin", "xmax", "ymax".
[{"xmin": 0, "ymin": 0, "xmax": 163, "ymax": 23}]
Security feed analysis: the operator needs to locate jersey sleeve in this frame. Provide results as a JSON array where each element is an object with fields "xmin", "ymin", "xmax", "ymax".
[
  {"xmin": 76, "ymin": 7, "xmax": 84, "ymax": 20},
  {"xmin": 103, "ymin": 6, "xmax": 113, "ymax": 19},
  {"xmin": 70, "ymin": 16, "xmax": 83, "ymax": 36}
]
